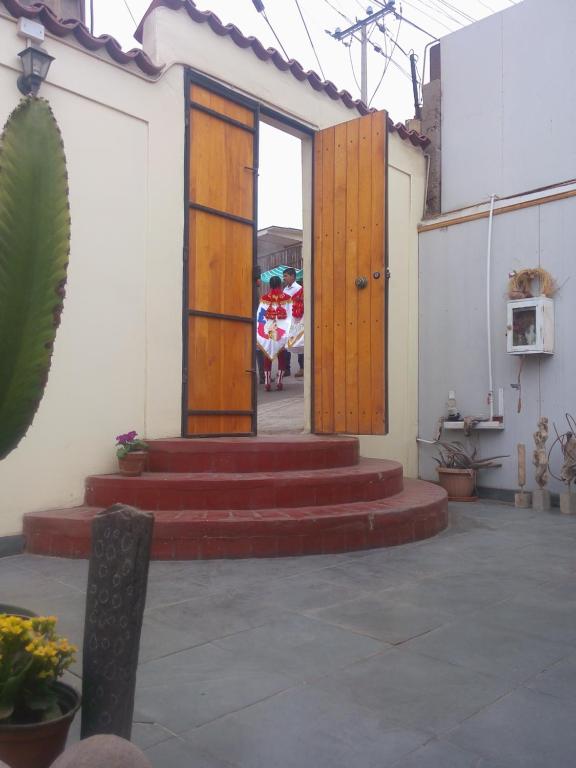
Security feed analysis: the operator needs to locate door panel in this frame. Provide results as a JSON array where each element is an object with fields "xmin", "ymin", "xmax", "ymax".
[
  {"xmin": 184, "ymin": 73, "xmax": 258, "ymax": 437},
  {"xmin": 313, "ymin": 111, "xmax": 387, "ymax": 435},
  {"xmin": 188, "ymin": 211, "xmax": 252, "ymax": 317},
  {"xmin": 189, "ymin": 110, "xmax": 254, "ymax": 220}
]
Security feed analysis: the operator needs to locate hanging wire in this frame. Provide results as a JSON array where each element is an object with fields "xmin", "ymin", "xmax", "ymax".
[
  {"xmin": 347, "ymin": 41, "xmax": 362, "ymax": 92},
  {"xmin": 293, "ymin": 0, "xmax": 326, "ymax": 78},
  {"xmin": 427, "ymin": 0, "xmax": 476, "ymax": 24},
  {"xmin": 322, "ymin": 0, "xmax": 353, "ymax": 23},
  {"xmin": 122, "ymin": 0, "xmax": 137, "ymax": 26},
  {"xmin": 369, "ymin": 14, "xmax": 403, "ymax": 105},
  {"xmin": 261, "ymin": 9, "xmax": 291, "ymax": 59}
]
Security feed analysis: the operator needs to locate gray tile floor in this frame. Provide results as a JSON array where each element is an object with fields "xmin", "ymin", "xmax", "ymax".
[{"xmin": 3, "ymin": 501, "xmax": 576, "ymax": 767}]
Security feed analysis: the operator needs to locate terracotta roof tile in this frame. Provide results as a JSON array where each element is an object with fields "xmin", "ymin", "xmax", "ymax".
[
  {"xmin": 136, "ymin": 0, "xmax": 430, "ymax": 149},
  {"xmin": 1, "ymin": 0, "xmax": 163, "ymax": 76}
]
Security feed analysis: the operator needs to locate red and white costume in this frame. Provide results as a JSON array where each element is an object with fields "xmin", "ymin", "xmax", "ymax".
[{"xmin": 256, "ymin": 287, "xmax": 292, "ymax": 390}]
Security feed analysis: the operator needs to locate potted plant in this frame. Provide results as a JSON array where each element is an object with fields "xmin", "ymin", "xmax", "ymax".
[
  {"xmin": 115, "ymin": 430, "xmax": 148, "ymax": 476},
  {"xmin": 434, "ymin": 441, "xmax": 508, "ymax": 501},
  {"xmin": 0, "ymin": 615, "xmax": 80, "ymax": 768}
]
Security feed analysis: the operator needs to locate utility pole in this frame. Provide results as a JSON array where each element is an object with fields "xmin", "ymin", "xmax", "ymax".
[
  {"xmin": 409, "ymin": 52, "xmax": 422, "ymax": 119},
  {"xmin": 329, "ymin": 1, "xmax": 396, "ymax": 104}
]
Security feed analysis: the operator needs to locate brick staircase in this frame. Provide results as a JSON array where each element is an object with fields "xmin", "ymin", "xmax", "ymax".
[{"xmin": 24, "ymin": 436, "xmax": 448, "ymax": 559}]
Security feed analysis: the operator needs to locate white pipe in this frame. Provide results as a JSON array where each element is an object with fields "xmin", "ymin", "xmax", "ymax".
[{"xmin": 486, "ymin": 193, "xmax": 497, "ymax": 421}]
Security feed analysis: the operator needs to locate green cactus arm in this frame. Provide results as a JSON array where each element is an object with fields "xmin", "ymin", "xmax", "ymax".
[{"xmin": 0, "ymin": 97, "xmax": 71, "ymax": 460}]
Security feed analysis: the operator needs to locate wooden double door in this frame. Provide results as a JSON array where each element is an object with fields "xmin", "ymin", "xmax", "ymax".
[{"xmin": 183, "ymin": 72, "xmax": 387, "ymax": 437}]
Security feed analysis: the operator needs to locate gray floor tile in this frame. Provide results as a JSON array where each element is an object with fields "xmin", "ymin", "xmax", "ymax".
[
  {"xmin": 313, "ymin": 647, "xmax": 511, "ymax": 734},
  {"xmin": 250, "ymin": 571, "xmax": 370, "ymax": 612},
  {"xmin": 447, "ymin": 687, "xmax": 576, "ymax": 767},
  {"xmin": 212, "ymin": 613, "xmax": 389, "ymax": 680},
  {"xmin": 309, "ymin": 593, "xmax": 452, "ymax": 644},
  {"xmin": 467, "ymin": 592, "xmax": 576, "ymax": 645},
  {"xmin": 135, "ymin": 642, "xmax": 296, "ymax": 732},
  {"xmin": 11, "ymin": 554, "xmax": 89, "ymax": 592},
  {"xmin": 185, "ymin": 685, "xmax": 429, "ymax": 768},
  {"xmin": 145, "ymin": 736, "xmax": 235, "ymax": 768},
  {"xmin": 525, "ymin": 650, "xmax": 576, "ymax": 702},
  {"xmin": 388, "ymin": 739, "xmax": 487, "ymax": 767},
  {"xmin": 140, "ymin": 590, "xmax": 291, "ymax": 662},
  {"xmin": 404, "ymin": 619, "xmax": 572, "ymax": 685}
]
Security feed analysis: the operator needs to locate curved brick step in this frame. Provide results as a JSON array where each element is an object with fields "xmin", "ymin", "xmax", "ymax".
[
  {"xmin": 146, "ymin": 436, "xmax": 359, "ymax": 473},
  {"xmin": 24, "ymin": 480, "xmax": 448, "ymax": 559},
  {"xmin": 85, "ymin": 459, "xmax": 404, "ymax": 511}
]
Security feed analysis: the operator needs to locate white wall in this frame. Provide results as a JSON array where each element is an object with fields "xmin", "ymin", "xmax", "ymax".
[
  {"xmin": 360, "ymin": 134, "xmax": 425, "ymax": 476},
  {"xmin": 0, "ymin": 11, "xmax": 184, "ymax": 536},
  {"xmin": 441, "ymin": 0, "xmax": 576, "ymax": 211},
  {"xmin": 419, "ymin": 194, "xmax": 576, "ymax": 494}
]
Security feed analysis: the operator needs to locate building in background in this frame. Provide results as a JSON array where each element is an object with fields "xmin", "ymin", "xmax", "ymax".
[{"xmin": 419, "ymin": 0, "xmax": 576, "ymax": 498}]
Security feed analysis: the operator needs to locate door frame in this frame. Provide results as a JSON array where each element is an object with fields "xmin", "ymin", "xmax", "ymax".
[{"xmin": 182, "ymin": 69, "xmax": 261, "ymax": 437}]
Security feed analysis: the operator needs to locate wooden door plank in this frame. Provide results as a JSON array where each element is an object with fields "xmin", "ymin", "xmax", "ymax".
[
  {"xmin": 190, "ymin": 84, "xmax": 255, "ymax": 127},
  {"xmin": 356, "ymin": 115, "xmax": 373, "ymax": 434},
  {"xmin": 188, "ymin": 211, "xmax": 252, "ymax": 317},
  {"xmin": 370, "ymin": 112, "xmax": 386, "ymax": 433},
  {"xmin": 320, "ymin": 127, "xmax": 336, "ymax": 433},
  {"xmin": 189, "ymin": 111, "xmax": 253, "ymax": 219},
  {"xmin": 332, "ymin": 122, "xmax": 348, "ymax": 433},
  {"xmin": 344, "ymin": 119, "xmax": 360, "ymax": 435},
  {"xmin": 313, "ymin": 132, "xmax": 324, "ymax": 432}
]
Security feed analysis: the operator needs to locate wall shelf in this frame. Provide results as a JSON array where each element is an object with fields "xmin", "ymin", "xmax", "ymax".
[{"xmin": 443, "ymin": 421, "xmax": 505, "ymax": 431}]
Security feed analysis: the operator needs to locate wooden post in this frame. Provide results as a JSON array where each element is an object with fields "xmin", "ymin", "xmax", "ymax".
[
  {"xmin": 515, "ymin": 443, "xmax": 531, "ymax": 508},
  {"xmin": 81, "ymin": 505, "xmax": 154, "ymax": 740}
]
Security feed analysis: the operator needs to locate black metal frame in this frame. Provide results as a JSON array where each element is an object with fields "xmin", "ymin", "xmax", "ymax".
[{"xmin": 182, "ymin": 68, "xmax": 260, "ymax": 438}]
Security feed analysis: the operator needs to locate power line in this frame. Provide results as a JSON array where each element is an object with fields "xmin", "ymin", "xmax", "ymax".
[
  {"xmin": 348, "ymin": 43, "xmax": 362, "ymax": 92},
  {"xmin": 369, "ymin": 14, "xmax": 403, "ymax": 105},
  {"xmin": 428, "ymin": 0, "xmax": 476, "ymax": 24},
  {"xmin": 252, "ymin": 2, "xmax": 291, "ymax": 59},
  {"xmin": 322, "ymin": 0, "xmax": 353, "ymax": 24},
  {"xmin": 122, "ymin": 0, "xmax": 137, "ymax": 26},
  {"xmin": 293, "ymin": 0, "xmax": 326, "ymax": 79},
  {"xmin": 394, "ymin": 0, "xmax": 452, "ymax": 33}
]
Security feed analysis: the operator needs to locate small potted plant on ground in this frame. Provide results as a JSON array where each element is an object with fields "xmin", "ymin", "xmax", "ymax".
[
  {"xmin": 0, "ymin": 615, "xmax": 80, "ymax": 768},
  {"xmin": 434, "ymin": 441, "xmax": 508, "ymax": 501},
  {"xmin": 115, "ymin": 430, "xmax": 148, "ymax": 476}
]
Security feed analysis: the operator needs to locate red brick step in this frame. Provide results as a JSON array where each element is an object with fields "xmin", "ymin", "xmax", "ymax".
[
  {"xmin": 85, "ymin": 459, "xmax": 404, "ymax": 511},
  {"xmin": 146, "ymin": 435, "xmax": 359, "ymax": 473},
  {"xmin": 24, "ymin": 480, "xmax": 448, "ymax": 560}
]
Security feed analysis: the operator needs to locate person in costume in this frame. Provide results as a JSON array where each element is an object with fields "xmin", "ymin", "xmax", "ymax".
[
  {"xmin": 282, "ymin": 268, "xmax": 302, "ymax": 376},
  {"xmin": 256, "ymin": 275, "xmax": 292, "ymax": 391},
  {"xmin": 286, "ymin": 284, "xmax": 304, "ymax": 377}
]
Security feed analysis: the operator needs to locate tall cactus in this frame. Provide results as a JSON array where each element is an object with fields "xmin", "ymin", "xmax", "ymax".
[{"xmin": 0, "ymin": 97, "xmax": 71, "ymax": 460}]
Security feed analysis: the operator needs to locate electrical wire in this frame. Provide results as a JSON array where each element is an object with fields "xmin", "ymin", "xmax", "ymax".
[
  {"xmin": 392, "ymin": 8, "xmax": 441, "ymax": 39},
  {"xmin": 293, "ymin": 0, "xmax": 326, "ymax": 79},
  {"xmin": 428, "ymin": 0, "xmax": 476, "ymax": 24},
  {"xmin": 369, "ymin": 15, "xmax": 402, "ymax": 105},
  {"xmin": 322, "ymin": 0, "xmax": 354, "ymax": 23},
  {"xmin": 122, "ymin": 0, "xmax": 137, "ymax": 26},
  {"xmin": 347, "ymin": 42, "xmax": 362, "ymax": 92},
  {"xmin": 261, "ymin": 9, "xmax": 291, "ymax": 59},
  {"xmin": 410, "ymin": 0, "xmax": 465, "ymax": 27}
]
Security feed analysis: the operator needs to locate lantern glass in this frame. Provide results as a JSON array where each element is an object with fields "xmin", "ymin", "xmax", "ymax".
[{"xmin": 17, "ymin": 46, "xmax": 54, "ymax": 95}]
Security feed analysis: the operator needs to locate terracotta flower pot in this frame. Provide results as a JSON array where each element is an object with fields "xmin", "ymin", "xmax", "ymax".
[
  {"xmin": 118, "ymin": 451, "xmax": 148, "ymax": 476},
  {"xmin": 0, "ymin": 682, "xmax": 80, "ymax": 768},
  {"xmin": 437, "ymin": 467, "xmax": 477, "ymax": 501}
]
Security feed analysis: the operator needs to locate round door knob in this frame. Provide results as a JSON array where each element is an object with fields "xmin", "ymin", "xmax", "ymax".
[{"xmin": 355, "ymin": 276, "xmax": 368, "ymax": 289}]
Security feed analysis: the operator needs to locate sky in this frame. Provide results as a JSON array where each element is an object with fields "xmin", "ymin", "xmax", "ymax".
[{"xmin": 92, "ymin": 0, "xmax": 521, "ymax": 228}]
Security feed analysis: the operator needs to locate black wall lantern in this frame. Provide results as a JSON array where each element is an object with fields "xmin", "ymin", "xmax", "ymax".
[{"xmin": 17, "ymin": 46, "xmax": 54, "ymax": 96}]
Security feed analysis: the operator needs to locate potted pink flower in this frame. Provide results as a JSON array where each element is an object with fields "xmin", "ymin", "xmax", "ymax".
[{"xmin": 115, "ymin": 430, "xmax": 148, "ymax": 476}]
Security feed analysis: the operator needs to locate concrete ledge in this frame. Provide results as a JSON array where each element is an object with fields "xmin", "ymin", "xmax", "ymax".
[{"xmin": 0, "ymin": 535, "xmax": 24, "ymax": 557}]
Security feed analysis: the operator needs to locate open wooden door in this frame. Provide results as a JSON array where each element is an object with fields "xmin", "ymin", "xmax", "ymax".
[
  {"xmin": 313, "ymin": 111, "xmax": 387, "ymax": 435},
  {"xmin": 183, "ymin": 74, "xmax": 258, "ymax": 436}
]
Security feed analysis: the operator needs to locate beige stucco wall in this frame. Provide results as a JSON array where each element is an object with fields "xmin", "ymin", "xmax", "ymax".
[
  {"xmin": 0, "ymin": 10, "xmax": 184, "ymax": 536},
  {"xmin": 0, "ymin": 3, "xmax": 425, "ymax": 537},
  {"xmin": 358, "ymin": 135, "xmax": 425, "ymax": 476}
]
